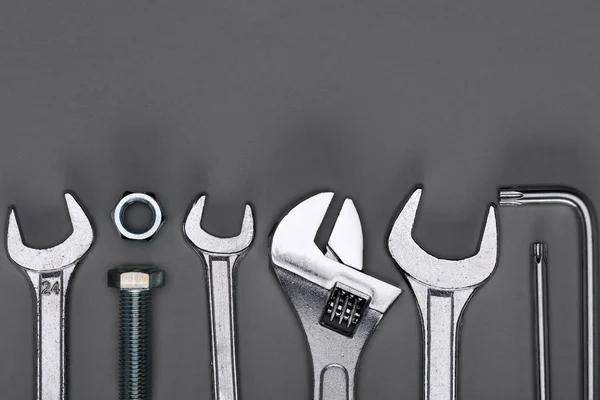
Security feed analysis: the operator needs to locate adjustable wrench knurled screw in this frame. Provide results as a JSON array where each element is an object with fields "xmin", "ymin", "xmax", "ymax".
[
  {"xmin": 108, "ymin": 267, "xmax": 165, "ymax": 400},
  {"xmin": 270, "ymin": 192, "xmax": 402, "ymax": 400}
]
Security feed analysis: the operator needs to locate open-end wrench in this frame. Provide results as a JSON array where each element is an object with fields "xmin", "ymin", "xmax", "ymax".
[
  {"xmin": 6, "ymin": 192, "xmax": 94, "ymax": 400},
  {"xmin": 270, "ymin": 192, "xmax": 402, "ymax": 400},
  {"xmin": 183, "ymin": 194, "xmax": 254, "ymax": 400},
  {"xmin": 388, "ymin": 188, "xmax": 498, "ymax": 400}
]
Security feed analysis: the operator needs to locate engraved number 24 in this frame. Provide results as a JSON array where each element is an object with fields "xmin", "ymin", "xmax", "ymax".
[{"xmin": 41, "ymin": 281, "xmax": 61, "ymax": 296}]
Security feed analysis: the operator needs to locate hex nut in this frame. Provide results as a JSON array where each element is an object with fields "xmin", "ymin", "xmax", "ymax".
[
  {"xmin": 112, "ymin": 192, "xmax": 166, "ymax": 241},
  {"xmin": 108, "ymin": 267, "xmax": 165, "ymax": 290}
]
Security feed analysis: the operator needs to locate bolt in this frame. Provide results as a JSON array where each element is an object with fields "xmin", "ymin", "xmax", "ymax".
[{"xmin": 108, "ymin": 267, "xmax": 165, "ymax": 400}]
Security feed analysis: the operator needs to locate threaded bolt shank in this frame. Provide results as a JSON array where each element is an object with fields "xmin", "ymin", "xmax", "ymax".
[
  {"xmin": 108, "ymin": 267, "xmax": 165, "ymax": 400},
  {"xmin": 120, "ymin": 290, "xmax": 152, "ymax": 400}
]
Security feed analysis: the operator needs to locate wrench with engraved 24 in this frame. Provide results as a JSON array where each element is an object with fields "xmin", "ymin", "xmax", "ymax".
[{"xmin": 6, "ymin": 193, "xmax": 94, "ymax": 400}]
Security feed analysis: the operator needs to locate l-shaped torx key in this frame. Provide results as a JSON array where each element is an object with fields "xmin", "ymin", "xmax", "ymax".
[{"xmin": 500, "ymin": 188, "xmax": 597, "ymax": 400}]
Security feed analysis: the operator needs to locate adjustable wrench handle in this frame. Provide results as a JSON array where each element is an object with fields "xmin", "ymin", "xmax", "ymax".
[
  {"xmin": 203, "ymin": 254, "xmax": 241, "ymax": 400},
  {"xmin": 27, "ymin": 267, "xmax": 74, "ymax": 400},
  {"xmin": 314, "ymin": 361, "xmax": 356, "ymax": 400},
  {"xmin": 409, "ymin": 278, "xmax": 474, "ymax": 400}
]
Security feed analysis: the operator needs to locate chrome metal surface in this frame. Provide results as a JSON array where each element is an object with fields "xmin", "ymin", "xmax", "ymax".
[
  {"xmin": 6, "ymin": 192, "xmax": 94, "ymax": 400},
  {"xmin": 270, "ymin": 192, "xmax": 402, "ymax": 400},
  {"xmin": 388, "ymin": 188, "xmax": 498, "ymax": 400},
  {"xmin": 532, "ymin": 243, "xmax": 550, "ymax": 400},
  {"xmin": 184, "ymin": 195, "xmax": 253, "ymax": 255},
  {"xmin": 271, "ymin": 193, "xmax": 401, "ymax": 313},
  {"xmin": 112, "ymin": 192, "xmax": 165, "ymax": 241},
  {"xmin": 183, "ymin": 194, "xmax": 254, "ymax": 400},
  {"xmin": 500, "ymin": 188, "xmax": 597, "ymax": 400}
]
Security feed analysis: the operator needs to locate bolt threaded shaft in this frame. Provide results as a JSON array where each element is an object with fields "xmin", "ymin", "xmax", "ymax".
[{"xmin": 119, "ymin": 290, "xmax": 152, "ymax": 400}]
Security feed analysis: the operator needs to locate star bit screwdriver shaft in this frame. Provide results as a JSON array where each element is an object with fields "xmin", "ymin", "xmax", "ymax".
[{"xmin": 533, "ymin": 243, "xmax": 550, "ymax": 400}]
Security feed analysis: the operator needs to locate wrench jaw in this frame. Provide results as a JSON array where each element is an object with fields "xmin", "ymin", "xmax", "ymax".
[
  {"xmin": 270, "ymin": 192, "xmax": 402, "ymax": 400},
  {"xmin": 271, "ymin": 192, "xmax": 401, "ymax": 313},
  {"xmin": 183, "ymin": 194, "xmax": 255, "ymax": 256},
  {"xmin": 388, "ymin": 188, "xmax": 499, "ymax": 291},
  {"xmin": 5, "ymin": 191, "xmax": 94, "ymax": 321},
  {"xmin": 6, "ymin": 192, "xmax": 94, "ymax": 273},
  {"xmin": 324, "ymin": 198, "xmax": 364, "ymax": 271}
]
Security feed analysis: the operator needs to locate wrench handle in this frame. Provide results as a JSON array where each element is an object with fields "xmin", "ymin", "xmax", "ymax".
[
  {"xmin": 204, "ymin": 254, "xmax": 241, "ymax": 400},
  {"xmin": 315, "ymin": 363, "xmax": 354, "ymax": 400},
  {"xmin": 410, "ymin": 280, "xmax": 474, "ymax": 400},
  {"xmin": 28, "ymin": 268, "xmax": 74, "ymax": 400}
]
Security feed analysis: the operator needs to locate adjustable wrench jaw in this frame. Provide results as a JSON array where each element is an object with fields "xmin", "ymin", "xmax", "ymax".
[
  {"xmin": 270, "ymin": 192, "xmax": 402, "ymax": 400},
  {"xmin": 271, "ymin": 192, "xmax": 401, "ymax": 313}
]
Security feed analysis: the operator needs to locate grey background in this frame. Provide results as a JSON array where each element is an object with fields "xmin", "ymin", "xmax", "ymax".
[{"xmin": 0, "ymin": 1, "xmax": 598, "ymax": 399}]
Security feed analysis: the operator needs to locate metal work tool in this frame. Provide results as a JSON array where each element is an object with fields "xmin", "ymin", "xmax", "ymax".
[
  {"xmin": 108, "ymin": 267, "xmax": 165, "ymax": 400},
  {"xmin": 6, "ymin": 192, "xmax": 94, "ymax": 400},
  {"xmin": 532, "ymin": 243, "xmax": 550, "ymax": 400},
  {"xmin": 388, "ymin": 188, "xmax": 498, "ymax": 400},
  {"xmin": 500, "ymin": 188, "xmax": 597, "ymax": 400},
  {"xmin": 270, "ymin": 192, "xmax": 402, "ymax": 400},
  {"xmin": 183, "ymin": 194, "xmax": 254, "ymax": 400}
]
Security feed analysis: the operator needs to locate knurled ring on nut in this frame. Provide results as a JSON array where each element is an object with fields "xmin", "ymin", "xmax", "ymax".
[{"xmin": 112, "ymin": 192, "xmax": 165, "ymax": 241}]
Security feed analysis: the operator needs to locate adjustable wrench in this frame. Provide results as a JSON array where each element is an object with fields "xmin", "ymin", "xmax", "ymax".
[
  {"xmin": 270, "ymin": 192, "xmax": 402, "ymax": 400},
  {"xmin": 6, "ymin": 193, "xmax": 94, "ymax": 400},
  {"xmin": 184, "ymin": 194, "xmax": 254, "ymax": 400},
  {"xmin": 388, "ymin": 188, "xmax": 498, "ymax": 400}
]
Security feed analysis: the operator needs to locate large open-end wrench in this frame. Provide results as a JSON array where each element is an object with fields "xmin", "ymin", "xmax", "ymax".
[
  {"xmin": 183, "ymin": 194, "xmax": 254, "ymax": 400},
  {"xmin": 6, "ymin": 192, "xmax": 94, "ymax": 400},
  {"xmin": 388, "ymin": 188, "xmax": 498, "ymax": 400},
  {"xmin": 270, "ymin": 192, "xmax": 402, "ymax": 400}
]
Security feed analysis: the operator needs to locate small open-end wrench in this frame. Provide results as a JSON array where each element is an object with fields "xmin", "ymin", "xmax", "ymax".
[
  {"xmin": 6, "ymin": 192, "xmax": 94, "ymax": 400},
  {"xmin": 388, "ymin": 188, "xmax": 498, "ymax": 400},
  {"xmin": 183, "ymin": 194, "xmax": 254, "ymax": 400},
  {"xmin": 270, "ymin": 192, "xmax": 402, "ymax": 400}
]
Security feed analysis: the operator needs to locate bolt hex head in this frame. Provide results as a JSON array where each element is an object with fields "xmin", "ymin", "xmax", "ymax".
[{"xmin": 108, "ymin": 267, "xmax": 165, "ymax": 290}]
